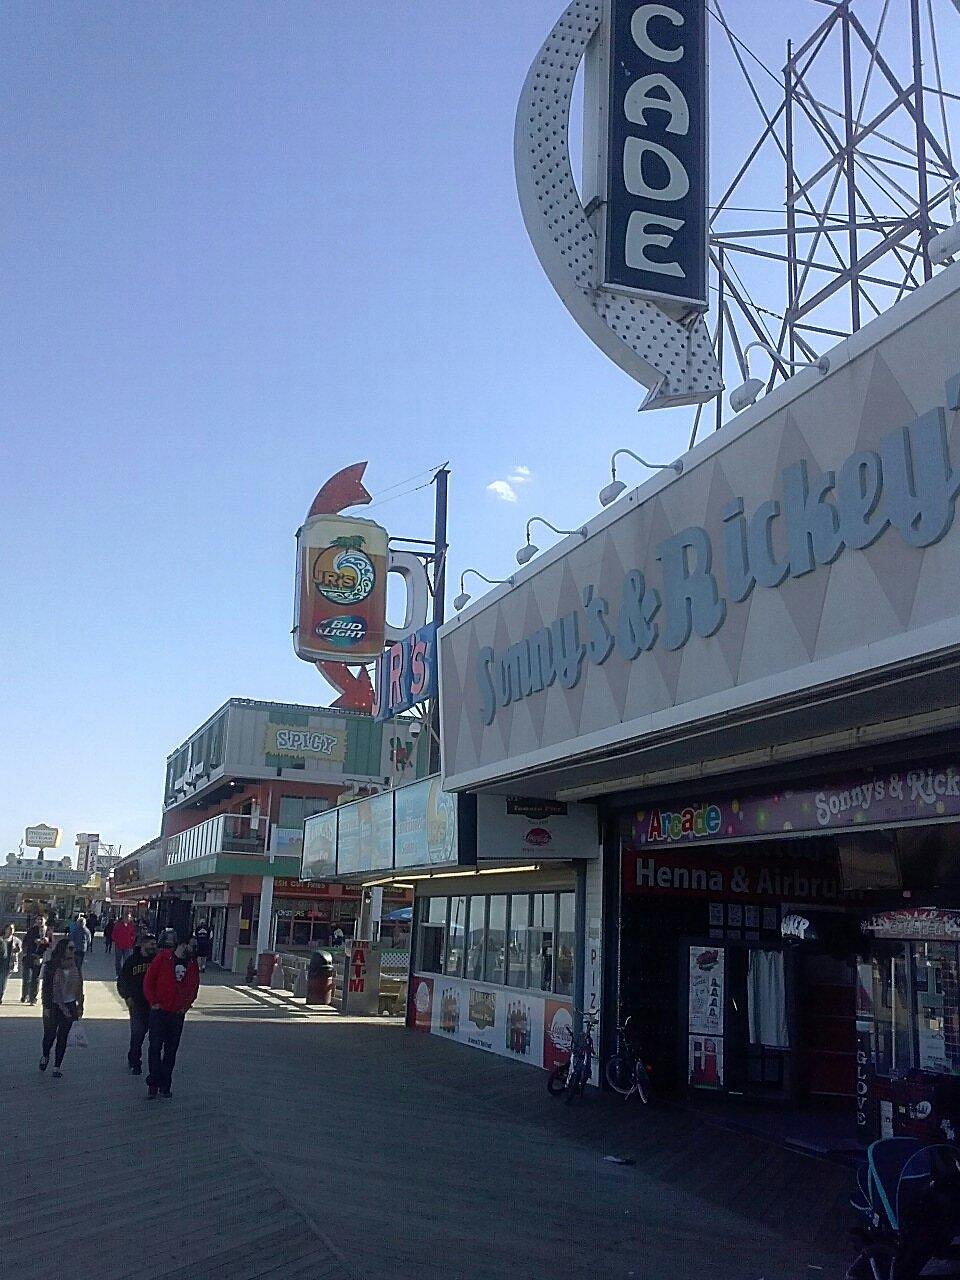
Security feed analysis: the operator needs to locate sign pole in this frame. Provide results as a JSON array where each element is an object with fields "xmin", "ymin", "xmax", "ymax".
[{"xmin": 429, "ymin": 467, "xmax": 449, "ymax": 775}]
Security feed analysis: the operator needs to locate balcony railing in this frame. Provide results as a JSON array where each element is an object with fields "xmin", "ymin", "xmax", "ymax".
[{"xmin": 165, "ymin": 813, "xmax": 269, "ymax": 868}]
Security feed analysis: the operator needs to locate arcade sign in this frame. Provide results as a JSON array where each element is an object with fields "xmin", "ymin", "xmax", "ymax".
[{"xmin": 602, "ymin": 0, "xmax": 708, "ymax": 307}]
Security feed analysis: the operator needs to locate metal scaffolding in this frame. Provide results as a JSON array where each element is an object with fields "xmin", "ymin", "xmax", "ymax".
[{"xmin": 694, "ymin": 0, "xmax": 959, "ymax": 441}]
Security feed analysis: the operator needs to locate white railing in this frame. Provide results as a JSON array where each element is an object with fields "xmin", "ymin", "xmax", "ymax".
[{"xmin": 165, "ymin": 813, "xmax": 269, "ymax": 867}]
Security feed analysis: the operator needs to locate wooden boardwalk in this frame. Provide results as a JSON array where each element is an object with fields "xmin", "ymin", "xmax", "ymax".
[{"xmin": 0, "ymin": 947, "xmax": 854, "ymax": 1280}]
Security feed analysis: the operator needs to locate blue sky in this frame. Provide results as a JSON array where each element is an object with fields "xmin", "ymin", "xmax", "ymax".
[{"xmin": 2, "ymin": 1, "xmax": 954, "ymax": 859}]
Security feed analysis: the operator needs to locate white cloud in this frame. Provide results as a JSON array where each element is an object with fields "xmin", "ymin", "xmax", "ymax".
[
  {"xmin": 487, "ymin": 480, "xmax": 519, "ymax": 503},
  {"xmin": 512, "ymin": 465, "xmax": 532, "ymax": 479}
]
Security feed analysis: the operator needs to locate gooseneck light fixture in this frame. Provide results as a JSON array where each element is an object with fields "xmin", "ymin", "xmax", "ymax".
[
  {"xmin": 515, "ymin": 517, "xmax": 587, "ymax": 566},
  {"xmin": 598, "ymin": 448, "xmax": 684, "ymax": 507},
  {"xmin": 729, "ymin": 341, "xmax": 831, "ymax": 413},
  {"xmin": 453, "ymin": 569, "xmax": 514, "ymax": 613}
]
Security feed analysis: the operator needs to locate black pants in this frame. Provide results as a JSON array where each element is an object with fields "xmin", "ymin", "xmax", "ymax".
[
  {"xmin": 41, "ymin": 1007, "xmax": 75, "ymax": 1067},
  {"xmin": 0, "ymin": 966, "xmax": 9, "ymax": 1002},
  {"xmin": 128, "ymin": 1006, "xmax": 149, "ymax": 1070},
  {"xmin": 21, "ymin": 964, "xmax": 40, "ymax": 1003},
  {"xmin": 104, "ymin": 937, "xmax": 113, "ymax": 953},
  {"xmin": 147, "ymin": 1009, "xmax": 185, "ymax": 1093}
]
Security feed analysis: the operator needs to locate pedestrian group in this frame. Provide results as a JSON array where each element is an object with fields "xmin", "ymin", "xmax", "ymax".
[{"xmin": 3, "ymin": 910, "xmax": 203, "ymax": 1098}]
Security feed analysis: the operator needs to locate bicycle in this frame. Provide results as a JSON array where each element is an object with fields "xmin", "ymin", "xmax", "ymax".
[
  {"xmin": 604, "ymin": 1015, "xmax": 651, "ymax": 1103},
  {"xmin": 547, "ymin": 1009, "xmax": 598, "ymax": 1103}
]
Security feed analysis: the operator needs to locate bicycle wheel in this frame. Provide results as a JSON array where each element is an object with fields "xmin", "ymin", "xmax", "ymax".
[
  {"xmin": 564, "ymin": 1056, "xmax": 586, "ymax": 1104},
  {"xmin": 634, "ymin": 1063, "xmax": 651, "ymax": 1105},
  {"xmin": 605, "ymin": 1054, "xmax": 634, "ymax": 1095},
  {"xmin": 547, "ymin": 1063, "xmax": 570, "ymax": 1096}
]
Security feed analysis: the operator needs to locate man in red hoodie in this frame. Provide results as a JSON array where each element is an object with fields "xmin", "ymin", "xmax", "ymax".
[{"xmin": 142, "ymin": 930, "xmax": 200, "ymax": 1100}]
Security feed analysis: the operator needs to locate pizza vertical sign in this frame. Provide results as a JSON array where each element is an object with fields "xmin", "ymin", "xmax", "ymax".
[
  {"xmin": 601, "ymin": 0, "xmax": 708, "ymax": 308},
  {"xmin": 293, "ymin": 514, "xmax": 389, "ymax": 663}
]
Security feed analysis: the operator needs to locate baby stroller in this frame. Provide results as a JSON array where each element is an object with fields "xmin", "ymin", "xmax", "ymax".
[{"xmin": 847, "ymin": 1138, "xmax": 960, "ymax": 1279}]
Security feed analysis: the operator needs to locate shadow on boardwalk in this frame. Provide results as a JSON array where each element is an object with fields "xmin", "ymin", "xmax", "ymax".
[{"xmin": 0, "ymin": 948, "xmax": 852, "ymax": 1280}]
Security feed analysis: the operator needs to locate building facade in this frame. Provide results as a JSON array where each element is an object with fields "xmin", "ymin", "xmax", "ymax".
[
  {"xmin": 438, "ymin": 267, "xmax": 960, "ymax": 1146},
  {"xmin": 158, "ymin": 697, "xmax": 425, "ymax": 968}
]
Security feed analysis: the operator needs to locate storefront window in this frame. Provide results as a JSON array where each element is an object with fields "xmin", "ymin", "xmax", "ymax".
[
  {"xmin": 278, "ymin": 795, "xmax": 330, "ymax": 828},
  {"xmin": 913, "ymin": 943, "xmax": 960, "ymax": 1076},
  {"xmin": 556, "ymin": 892, "xmax": 575, "ymax": 997},
  {"xmin": 417, "ymin": 896, "xmax": 447, "ymax": 974},
  {"xmin": 874, "ymin": 947, "xmax": 914, "ymax": 1076},
  {"xmin": 506, "ymin": 895, "xmax": 531, "ymax": 988},
  {"xmin": 466, "ymin": 897, "xmax": 485, "ymax": 981},
  {"xmin": 485, "ymin": 896, "xmax": 507, "ymax": 984},
  {"xmin": 445, "ymin": 896, "xmax": 467, "ymax": 976},
  {"xmin": 529, "ymin": 894, "xmax": 555, "ymax": 992}
]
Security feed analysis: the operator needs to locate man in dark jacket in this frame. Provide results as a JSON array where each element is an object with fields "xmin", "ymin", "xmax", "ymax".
[
  {"xmin": 117, "ymin": 933, "xmax": 158, "ymax": 1074},
  {"xmin": 21, "ymin": 915, "xmax": 52, "ymax": 1005},
  {"xmin": 143, "ymin": 936, "xmax": 200, "ymax": 1100}
]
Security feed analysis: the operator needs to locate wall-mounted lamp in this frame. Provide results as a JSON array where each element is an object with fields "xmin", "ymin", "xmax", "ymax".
[
  {"xmin": 515, "ymin": 517, "xmax": 587, "ymax": 566},
  {"xmin": 729, "ymin": 341, "xmax": 830, "ymax": 413},
  {"xmin": 929, "ymin": 186, "xmax": 960, "ymax": 266},
  {"xmin": 598, "ymin": 448, "xmax": 684, "ymax": 507},
  {"xmin": 453, "ymin": 569, "xmax": 515, "ymax": 612}
]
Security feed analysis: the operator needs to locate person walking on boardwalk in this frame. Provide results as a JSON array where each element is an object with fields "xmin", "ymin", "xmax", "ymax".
[
  {"xmin": 117, "ymin": 933, "xmax": 158, "ymax": 1075},
  {"xmin": 40, "ymin": 937, "xmax": 84, "ymax": 1077},
  {"xmin": 86, "ymin": 911, "xmax": 99, "ymax": 951},
  {"xmin": 0, "ymin": 923, "xmax": 16, "ymax": 1003},
  {"xmin": 193, "ymin": 918, "xmax": 212, "ymax": 972},
  {"xmin": 143, "ymin": 932, "xmax": 200, "ymax": 1100},
  {"xmin": 68, "ymin": 915, "xmax": 91, "ymax": 970},
  {"xmin": 103, "ymin": 916, "xmax": 115, "ymax": 954},
  {"xmin": 21, "ymin": 914, "xmax": 52, "ymax": 1005},
  {"xmin": 112, "ymin": 913, "xmax": 137, "ymax": 978}
]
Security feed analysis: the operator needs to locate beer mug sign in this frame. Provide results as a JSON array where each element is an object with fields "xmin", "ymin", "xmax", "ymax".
[{"xmin": 294, "ymin": 514, "xmax": 389, "ymax": 664}]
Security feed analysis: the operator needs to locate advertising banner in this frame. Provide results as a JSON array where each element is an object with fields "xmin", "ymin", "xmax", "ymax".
[
  {"xmin": 476, "ymin": 795, "xmax": 598, "ymax": 862},
  {"xmin": 603, "ymin": 0, "xmax": 708, "ymax": 307},
  {"xmin": 337, "ymin": 792, "xmax": 394, "ymax": 877},
  {"xmin": 294, "ymin": 514, "xmax": 388, "ymax": 664},
  {"xmin": 622, "ymin": 847, "xmax": 843, "ymax": 903},
  {"xmin": 394, "ymin": 778, "xmax": 459, "ymax": 869},
  {"xmin": 25, "ymin": 824, "xmax": 61, "ymax": 850},
  {"xmin": 264, "ymin": 724, "xmax": 346, "ymax": 764},
  {"xmin": 688, "ymin": 945, "xmax": 724, "ymax": 1035},
  {"xmin": 631, "ymin": 761, "xmax": 960, "ymax": 849},
  {"xmin": 419, "ymin": 972, "xmax": 570, "ymax": 1071},
  {"xmin": 301, "ymin": 810, "xmax": 338, "ymax": 881}
]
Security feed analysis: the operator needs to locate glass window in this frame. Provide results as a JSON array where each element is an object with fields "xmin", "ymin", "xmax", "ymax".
[
  {"xmin": 275, "ymin": 917, "xmax": 292, "ymax": 946},
  {"xmin": 465, "ymin": 898, "xmax": 485, "ymax": 981},
  {"xmin": 506, "ymin": 895, "xmax": 531, "ymax": 988},
  {"xmin": 529, "ymin": 894, "xmax": 555, "ymax": 993},
  {"xmin": 485, "ymin": 896, "xmax": 507, "ymax": 984},
  {"xmin": 445, "ymin": 896, "xmax": 467, "ymax": 976},
  {"xmin": 874, "ymin": 947, "xmax": 913, "ymax": 1075},
  {"xmin": 292, "ymin": 920, "xmax": 311, "ymax": 947},
  {"xmin": 913, "ymin": 943, "xmax": 960, "ymax": 1076},
  {"xmin": 556, "ymin": 892, "xmax": 575, "ymax": 997},
  {"xmin": 278, "ymin": 796, "xmax": 331, "ymax": 829}
]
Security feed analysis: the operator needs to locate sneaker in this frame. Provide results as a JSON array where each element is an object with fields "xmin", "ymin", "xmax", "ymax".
[
  {"xmin": 52, "ymin": 1069, "xmax": 62, "ymax": 1078},
  {"xmin": 39, "ymin": 1056, "xmax": 48, "ymax": 1072}
]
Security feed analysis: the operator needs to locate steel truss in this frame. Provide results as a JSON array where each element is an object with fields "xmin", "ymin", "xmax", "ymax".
[{"xmin": 693, "ymin": 0, "xmax": 959, "ymax": 441}]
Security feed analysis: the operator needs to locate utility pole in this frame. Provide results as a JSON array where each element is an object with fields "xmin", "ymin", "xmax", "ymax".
[{"xmin": 429, "ymin": 466, "xmax": 449, "ymax": 776}]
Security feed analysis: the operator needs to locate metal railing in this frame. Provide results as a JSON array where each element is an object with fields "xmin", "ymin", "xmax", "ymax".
[{"xmin": 165, "ymin": 812, "xmax": 269, "ymax": 867}]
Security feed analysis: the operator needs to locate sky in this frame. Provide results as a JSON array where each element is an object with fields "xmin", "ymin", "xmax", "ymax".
[{"xmin": 2, "ymin": 0, "xmax": 957, "ymax": 860}]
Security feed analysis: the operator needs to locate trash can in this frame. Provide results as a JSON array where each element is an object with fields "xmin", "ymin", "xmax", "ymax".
[{"xmin": 306, "ymin": 950, "xmax": 335, "ymax": 1006}]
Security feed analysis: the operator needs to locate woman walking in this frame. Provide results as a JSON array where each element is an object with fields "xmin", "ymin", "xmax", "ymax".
[
  {"xmin": 40, "ymin": 938, "xmax": 84, "ymax": 1078},
  {"xmin": 0, "ymin": 923, "xmax": 17, "ymax": 1003}
]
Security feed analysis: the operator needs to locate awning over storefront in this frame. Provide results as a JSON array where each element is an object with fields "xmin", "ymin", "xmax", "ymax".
[{"xmin": 301, "ymin": 776, "xmax": 598, "ymax": 885}]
